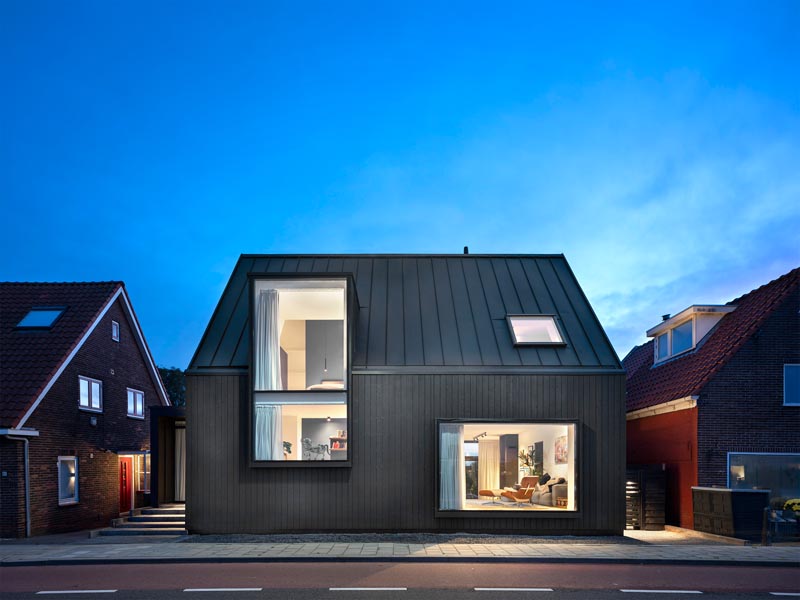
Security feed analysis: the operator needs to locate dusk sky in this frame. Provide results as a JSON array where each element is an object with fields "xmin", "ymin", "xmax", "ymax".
[{"xmin": 2, "ymin": 1, "xmax": 798, "ymax": 369}]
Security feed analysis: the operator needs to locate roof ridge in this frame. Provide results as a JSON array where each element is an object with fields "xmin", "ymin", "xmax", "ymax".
[
  {"xmin": 726, "ymin": 267, "xmax": 799, "ymax": 306},
  {"xmin": 0, "ymin": 281, "xmax": 123, "ymax": 286}
]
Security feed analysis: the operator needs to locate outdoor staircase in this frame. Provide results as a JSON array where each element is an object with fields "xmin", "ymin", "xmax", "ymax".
[{"xmin": 97, "ymin": 503, "xmax": 187, "ymax": 537}]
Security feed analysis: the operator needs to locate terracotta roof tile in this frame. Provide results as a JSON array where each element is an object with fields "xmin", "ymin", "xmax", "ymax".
[
  {"xmin": 0, "ymin": 282, "xmax": 121, "ymax": 428},
  {"xmin": 623, "ymin": 267, "xmax": 799, "ymax": 412}
]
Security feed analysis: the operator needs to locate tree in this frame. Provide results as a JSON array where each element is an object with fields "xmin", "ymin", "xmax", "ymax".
[{"xmin": 158, "ymin": 366, "xmax": 186, "ymax": 406}]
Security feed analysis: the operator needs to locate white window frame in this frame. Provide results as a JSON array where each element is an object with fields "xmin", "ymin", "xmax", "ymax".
[
  {"xmin": 57, "ymin": 455, "xmax": 78, "ymax": 505},
  {"xmin": 784, "ymin": 364, "xmax": 800, "ymax": 406},
  {"xmin": 506, "ymin": 314, "xmax": 565, "ymax": 346},
  {"xmin": 127, "ymin": 388, "xmax": 145, "ymax": 419},
  {"xmin": 112, "ymin": 320, "xmax": 120, "ymax": 342},
  {"xmin": 79, "ymin": 376, "xmax": 103, "ymax": 413},
  {"xmin": 653, "ymin": 318, "xmax": 696, "ymax": 364}
]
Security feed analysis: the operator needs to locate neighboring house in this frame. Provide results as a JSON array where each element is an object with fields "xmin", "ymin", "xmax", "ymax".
[
  {"xmin": 624, "ymin": 268, "xmax": 800, "ymax": 529},
  {"xmin": 0, "ymin": 282, "xmax": 170, "ymax": 538},
  {"xmin": 186, "ymin": 253, "xmax": 625, "ymax": 534}
]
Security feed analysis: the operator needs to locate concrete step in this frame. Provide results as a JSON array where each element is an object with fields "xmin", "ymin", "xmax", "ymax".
[
  {"xmin": 99, "ymin": 527, "xmax": 187, "ymax": 536},
  {"xmin": 141, "ymin": 508, "xmax": 185, "ymax": 515},
  {"xmin": 118, "ymin": 521, "xmax": 185, "ymax": 529},
  {"xmin": 128, "ymin": 515, "xmax": 185, "ymax": 523}
]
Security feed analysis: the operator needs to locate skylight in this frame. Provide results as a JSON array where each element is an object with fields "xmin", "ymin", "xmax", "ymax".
[
  {"xmin": 17, "ymin": 307, "xmax": 65, "ymax": 329},
  {"xmin": 507, "ymin": 315, "xmax": 564, "ymax": 345}
]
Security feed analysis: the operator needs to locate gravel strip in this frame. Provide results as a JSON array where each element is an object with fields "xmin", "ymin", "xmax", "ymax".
[{"xmin": 182, "ymin": 533, "xmax": 644, "ymax": 545}]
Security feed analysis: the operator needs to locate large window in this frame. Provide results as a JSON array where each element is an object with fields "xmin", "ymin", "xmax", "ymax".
[
  {"xmin": 79, "ymin": 376, "xmax": 103, "ymax": 412},
  {"xmin": 438, "ymin": 421, "xmax": 577, "ymax": 512},
  {"xmin": 785, "ymin": 365, "xmax": 800, "ymax": 406},
  {"xmin": 252, "ymin": 278, "xmax": 348, "ymax": 462},
  {"xmin": 58, "ymin": 456, "xmax": 78, "ymax": 505},
  {"xmin": 728, "ymin": 453, "xmax": 800, "ymax": 501}
]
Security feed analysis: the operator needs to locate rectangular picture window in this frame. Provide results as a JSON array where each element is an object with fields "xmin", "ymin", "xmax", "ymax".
[
  {"xmin": 79, "ymin": 376, "xmax": 103, "ymax": 412},
  {"xmin": 127, "ymin": 389, "xmax": 144, "ymax": 418},
  {"xmin": 728, "ymin": 453, "xmax": 800, "ymax": 501},
  {"xmin": 58, "ymin": 456, "xmax": 78, "ymax": 505},
  {"xmin": 785, "ymin": 365, "xmax": 800, "ymax": 406},
  {"xmin": 438, "ymin": 421, "xmax": 577, "ymax": 512},
  {"xmin": 252, "ymin": 278, "xmax": 349, "ymax": 463}
]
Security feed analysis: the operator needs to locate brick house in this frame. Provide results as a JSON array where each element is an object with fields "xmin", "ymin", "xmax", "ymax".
[
  {"xmin": 623, "ymin": 268, "xmax": 800, "ymax": 529},
  {"xmin": 0, "ymin": 282, "xmax": 170, "ymax": 538}
]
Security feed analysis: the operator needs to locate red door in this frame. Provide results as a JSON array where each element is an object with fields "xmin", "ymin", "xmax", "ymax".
[{"xmin": 119, "ymin": 457, "xmax": 132, "ymax": 514}]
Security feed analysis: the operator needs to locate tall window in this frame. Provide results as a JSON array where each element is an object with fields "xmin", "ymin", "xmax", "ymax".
[
  {"xmin": 252, "ymin": 278, "xmax": 348, "ymax": 462},
  {"xmin": 127, "ymin": 388, "xmax": 144, "ymax": 418},
  {"xmin": 136, "ymin": 453, "xmax": 151, "ymax": 492},
  {"xmin": 79, "ymin": 376, "xmax": 103, "ymax": 412},
  {"xmin": 785, "ymin": 365, "xmax": 800, "ymax": 406},
  {"xmin": 58, "ymin": 456, "xmax": 78, "ymax": 505},
  {"xmin": 438, "ymin": 421, "xmax": 577, "ymax": 512},
  {"xmin": 112, "ymin": 320, "xmax": 120, "ymax": 342}
]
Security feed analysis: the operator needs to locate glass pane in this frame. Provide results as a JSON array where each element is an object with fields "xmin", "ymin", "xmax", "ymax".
[
  {"xmin": 508, "ymin": 316, "xmax": 563, "ymax": 344},
  {"xmin": 729, "ymin": 453, "xmax": 800, "ymax": 501},
  {"xmin": 91, "ymin": 381, "xmax": 101, "ymax": 409},
  {"xmin": 657, "ymin": 333, "xmax": 669, "ymax": 359},
  {"xmin": 17, "ymin": 309, "xmax": 63, "ymax": 328},
  {"xmin": 80, "ymin": 379, "xmax": 89, "ymax": 407},
  {"xmin": 255, "ymin": 402, "xmax": 347, "ymax": 461},
  {"xmin": 144, "ymin": 453, "xmax": 151, "ymax": 491},
  {"xmin": 439, "ymin": 422, "xmax": 577, "ymax": 511},
  {"xmin": 59, "ymin": 458, "xmax": 76, "ymax": 501},
  {"xmin": 785, "ymin": 365, "xmax": 800, "ymax": 405},
  {"xmin": 127, "ymin": 390, "xmax": 134, "ymax": 415},
  {"xmin": 136, "ymin": 393, "xmax": 143, "ymax": 416},
  {"xmin": 672, "ymin": 320, "xmax": 693, "ymax": 354}
]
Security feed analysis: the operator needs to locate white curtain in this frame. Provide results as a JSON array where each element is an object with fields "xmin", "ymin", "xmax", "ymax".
[
  {"xmin": 254, "ymin": 289, "xmax": 282, "ymax": 391},
  {"xmin": 254, "ymin": 404, "xmax": 283, "ymax": 460},
  {"xmin": 174, "ymin": 428, "xmax": 186, "ymax": 502},
  {"xmin": 439, "ymin": 423, "xmax": 465, "ymax": 510},
  {"xmin": 478, "ymin": 438, "xmax": 500, "ymax": 491}
]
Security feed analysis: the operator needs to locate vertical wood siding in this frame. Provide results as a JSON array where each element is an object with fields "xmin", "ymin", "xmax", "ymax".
[{"xmin": 186, "ymin": 373, "xmax": 625, "ymax": 534}]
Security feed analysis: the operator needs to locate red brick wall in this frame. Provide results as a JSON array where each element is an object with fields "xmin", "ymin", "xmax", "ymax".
[
  {"xmin": 627, "ymin": 407, "xmax": 698, "ymax": 528},
  {"xmin": 4, "ymin": 296, "xmax": 165, "ymax": 537},
  {"xmin": 697, "ymin": 287, "xmax": 800, "ymax": 490}
]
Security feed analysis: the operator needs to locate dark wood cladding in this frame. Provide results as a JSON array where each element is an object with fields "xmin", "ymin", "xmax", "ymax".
[{"xmin": 187, "ymin": 372, "xmax": 625, "ymax": 535}]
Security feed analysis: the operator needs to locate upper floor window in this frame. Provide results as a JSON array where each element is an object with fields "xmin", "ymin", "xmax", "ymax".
[
  {"xmin": 785, "ymin": 365, "xmax": 800, "ymax": 406},
  {"xmin": 252, "ymin": 278, "xmax": 349, "ymax": 463},
  {"xmin": 112, "ymin": 320, "xmax": 120, "ymax": 342},
  {"xmin": 648, "ymin": 305, "xmax": 735, "ymax": 365},
  {"xmin": 507, "ymin": 315, "xmax": 564, "ymax": 345},
  {"xmin": 79, "ymin": 376, "xmax": 103, "ymax": 412},
  {"xmin": 127, "ymin": 388, "xmax": 145, "ymax": 418},
  {"xmin": 17, "ymin": 307, "xmax": 64, "ymax": 329}
]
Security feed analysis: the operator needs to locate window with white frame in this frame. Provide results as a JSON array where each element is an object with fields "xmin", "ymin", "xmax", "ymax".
[
  {"xmin": 507, "ymin": 315, "xmax": 564, "ymax": 345},
  {"xmin": 112, "ymin": 320, "xmax": 120, "ymax": 342},
  {"xmin": 127, "ymin": 388, "xmax": 144, "ymax": 418},
  {"xmin": 785, "ymin": 365, "xmax": 800, "ymax": 406},
  {"xmin": 58, "ymin": 456, "xmax": 78, "ymax": 505},
  {"xmin": 79, "ymin": 376, "xmax": 103, "ymax": 412},
  {"xmin": 136, "ymin": 453, "xmax": 151, "ymax": 492}
]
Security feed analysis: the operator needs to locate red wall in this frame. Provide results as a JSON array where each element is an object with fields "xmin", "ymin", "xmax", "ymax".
[{"xmin": 627, "ymin": 408, "xmax": 697, "ymax": 528}]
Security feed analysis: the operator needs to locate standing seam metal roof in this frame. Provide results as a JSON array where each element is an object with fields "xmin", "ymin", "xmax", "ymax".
[{"xmin": 189, "ymin": 254, "xmax": 621, "ymax": 371}]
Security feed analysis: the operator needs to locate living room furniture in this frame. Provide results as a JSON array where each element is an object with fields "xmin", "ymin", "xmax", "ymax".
[
  {"xmin": 478, "ymin": 489, "xmax": 504, "ymax": 505},
  {"xmin": 530, "ymin": 478, "xmax": 568, "ymax": 507},
  {"xmin": 501, "ymin": 476, "xmax": 539, "ymax": 505}
]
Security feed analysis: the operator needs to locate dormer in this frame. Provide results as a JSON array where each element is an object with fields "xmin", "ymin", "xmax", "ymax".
[{"xmin": 647, "ymin": 305, "xmax": 736, "ymax": 364}]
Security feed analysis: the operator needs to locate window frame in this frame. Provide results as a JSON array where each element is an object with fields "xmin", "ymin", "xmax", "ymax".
[
  {"xmin": 434, "ymin": 418, "xmax": 582, "ymax": 519},
  {"xmin": 112, "ymin": 320, "xmax": 120, "ymax": 342},
  {"xmin": 16, "ymin": 306, "xmax": 66, "ymax": 329},
  {"xmin": 78, "ymin": 376, "xmax": 103, "ymax": 413},
  {"xmin": 247, "ymin": 273, "xmax": 355, "ymax": 469},
  {"xmin": 57, "ymin": 455, "xmax": 79, "ymax": 505},
  {"xmin": 726, "ymin": 451, "xmax": 800, "ymax": 496},
  {"xmin": 506, "ymin": 314, "xmax": 567, "ymax": 346},
  {"xmin": 784, "ymin": 364, "xmax": 800, "ymax": 406},
  {"xmin": 653, "ymin": 317, "xmax": 696, "ymax": 364},
  {"xmin": 127, "ymin": 388, "xmax": 145, "ymax": 419}
]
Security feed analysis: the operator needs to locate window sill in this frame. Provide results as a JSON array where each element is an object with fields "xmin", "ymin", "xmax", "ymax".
[
  {"xmin": 435, "ymin": 508, "xmax": 580, "ymax": 519},
  {"xmin": 250, "ymin": 460, "xmax": 352, "ymax": 469},
  {"xmin": 59, "ymin": 500, "xmax": 78, "ymax": 506},
  {"xmin": 127, "ymin": 414, "xmax": 145, "ymax": 420},
  {"xmin": 79, "ymin": 407, "xmax": 103, "ymax": 414}
]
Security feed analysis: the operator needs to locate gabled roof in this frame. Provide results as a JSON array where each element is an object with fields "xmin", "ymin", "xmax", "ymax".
[
  {"xmin": 189, "ymin": 254, "xmax": 621, "ymax": 372},
  {"xmin": 624, "ymin": 267, "xmax": 800, "ymax": 412},
  {"xmin": 0, "ymin": 282, "xmax": 169, "ymax": 429}
]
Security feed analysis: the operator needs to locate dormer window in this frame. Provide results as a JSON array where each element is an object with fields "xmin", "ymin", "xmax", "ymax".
[{"xmin": 648, "ymin": 305, "xmax": 735, "ymax": 364}]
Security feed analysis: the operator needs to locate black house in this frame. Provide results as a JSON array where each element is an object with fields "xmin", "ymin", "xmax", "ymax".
[{"xmin": 186, "ymin": 254, "xmax": 625, "ymax": 534}]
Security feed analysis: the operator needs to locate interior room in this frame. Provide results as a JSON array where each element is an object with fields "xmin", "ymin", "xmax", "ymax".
[{"xmin": 440, "ymin": 422, "xmax": 577, "ymax": 511}]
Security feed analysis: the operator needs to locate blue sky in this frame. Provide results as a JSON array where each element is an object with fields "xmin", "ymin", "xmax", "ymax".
[{"xmin": 2, "ymin": 1, "xmax": 798, "ymax": 368}]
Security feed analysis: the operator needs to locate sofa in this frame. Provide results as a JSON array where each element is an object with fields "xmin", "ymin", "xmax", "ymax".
[{"xmin": 530, "ymin": 476, "xmax": 567, "ymax": 507}]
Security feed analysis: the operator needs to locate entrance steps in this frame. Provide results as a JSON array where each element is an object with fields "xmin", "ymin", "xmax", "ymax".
[{"xmin": 96, "ymin": 504, "xmax": 187, "ymax": 537}]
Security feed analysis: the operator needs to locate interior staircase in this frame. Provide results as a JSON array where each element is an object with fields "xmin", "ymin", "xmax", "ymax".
[{"xmin": 97, "ymin": 503, "xmax": 187, "ymax": 537}]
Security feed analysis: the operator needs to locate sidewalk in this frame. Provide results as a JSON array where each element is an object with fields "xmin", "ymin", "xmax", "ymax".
[{"xmin": 2, "ymin": 531, "xmax": 798, "ymax": 567}]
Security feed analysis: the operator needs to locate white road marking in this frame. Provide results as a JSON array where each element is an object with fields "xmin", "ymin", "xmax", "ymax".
[
  {"xmin": 36, "ymin": 592, "xmax": 117, "ymax": 595},
  {"xmin": 330, "ymin": 588, "xmax": 407, "ymax": 591},
  {"xmin": 475, "ymin": 588, "xmax": 553, "ymax": 592},
  {"xmin": 183, "ymin": 589, "xmax": 262, "ymax": 593},
  {"xmin": 769, "ymin": 594, "xmax": 800, "ymax": 597},
  {"xmin": 620, "ymin": 591, "xmax": 702, "ymax": 595}
]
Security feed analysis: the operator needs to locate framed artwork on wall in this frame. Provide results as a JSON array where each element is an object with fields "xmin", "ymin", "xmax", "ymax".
[{"xmin": 554, "ymin": 435, "xmax": 568, "ymax": 464}]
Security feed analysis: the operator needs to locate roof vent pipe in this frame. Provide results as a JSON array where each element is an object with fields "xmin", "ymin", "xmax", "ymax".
[
  {"xmin": 662, "ymin": 314, "xmax": 670, "ymax": 321},
  {"xmin": 464, "ymin": 246, "xmax": 469, "ymax": 255}
]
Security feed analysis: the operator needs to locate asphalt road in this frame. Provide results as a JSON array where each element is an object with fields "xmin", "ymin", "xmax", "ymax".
[{"xmin": 1, "ymin": 563, "xmax": 798, "ymax": 599}]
